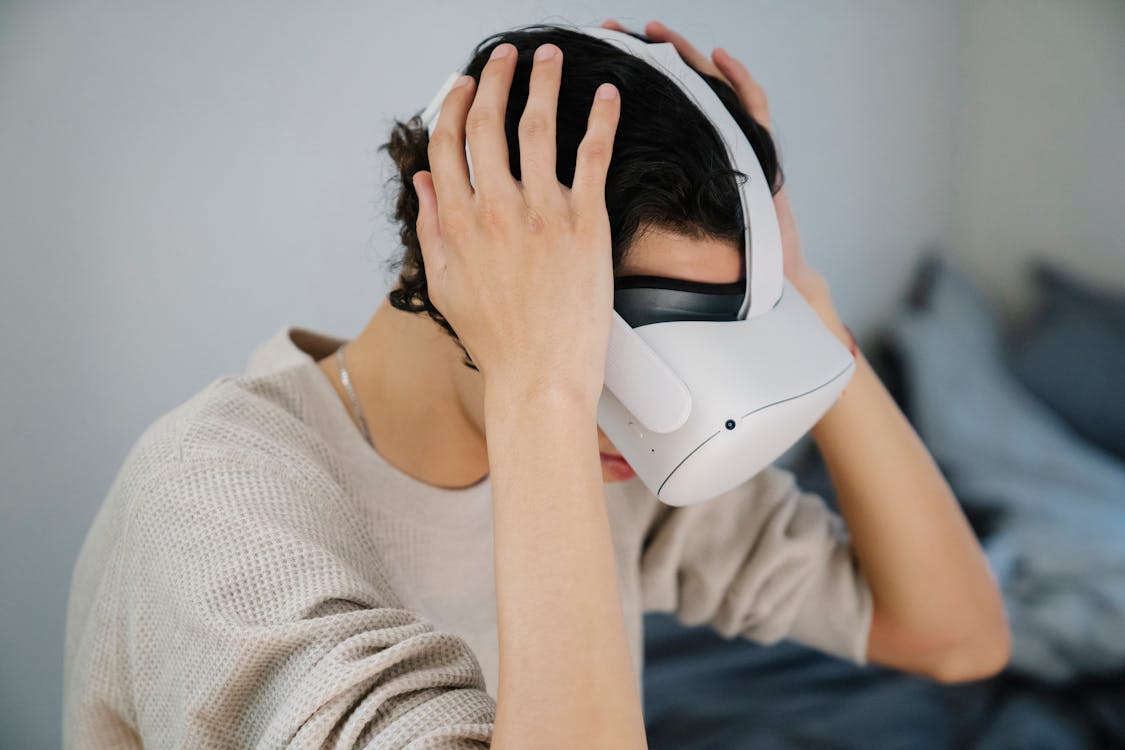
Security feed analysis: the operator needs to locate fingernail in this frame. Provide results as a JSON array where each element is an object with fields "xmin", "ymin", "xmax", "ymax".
[
  {"xmin": 597, "ymin": 82, "xmax": 618, "ymax": 100},
  {"xmin": 534, "ymin": 44, "xmax": 557, "ymax": 62},
  {"xmin": 490, "ymin": 43, "xmax": 512, "ymax": 61},
  {"xmin": 452, "ymin": 74, "xmax": 473, "ymax": 90}
]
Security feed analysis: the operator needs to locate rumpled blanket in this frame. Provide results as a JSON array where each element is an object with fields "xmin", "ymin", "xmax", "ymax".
[
  {"xmin": 642, "ymin": 254, "xmax": 1125, "ymax": 749},
  {"xmin": 882, "ymin": 253, "xmax": 1125, "ymax": 684}
]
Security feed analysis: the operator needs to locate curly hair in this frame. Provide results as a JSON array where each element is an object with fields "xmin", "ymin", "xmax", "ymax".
[{"xmin": 378, "ymin": 22, "xmax": 784, "ymax": 371}]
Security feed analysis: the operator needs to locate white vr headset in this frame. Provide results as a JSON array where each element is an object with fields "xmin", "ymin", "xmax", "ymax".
[{"xmin": 419, "ymin": 25, "xmax": 856, "ymax": 506}]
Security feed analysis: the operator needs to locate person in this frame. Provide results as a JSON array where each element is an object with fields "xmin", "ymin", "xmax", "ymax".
[{"xmin": 62, "ymin": 19, "xmax": 1010, "ymax": 748}]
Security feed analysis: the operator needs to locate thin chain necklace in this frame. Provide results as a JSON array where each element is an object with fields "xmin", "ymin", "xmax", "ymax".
[{"xmin": 335, "ymin": 343, "xmax": 374, "ymax": 448}]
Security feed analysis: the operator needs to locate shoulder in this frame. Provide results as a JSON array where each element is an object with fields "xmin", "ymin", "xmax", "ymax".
[
  {"xmin": 178, "ymin": 366, "xmax": 341, "ymax": 486},
  {"xmin": 97, "ymin": 373, "xmax": 401, "ymax": 622},
  {"xmin": 96, "ymin": 367, "xmax": 374, "ymax": 572},
  {"xmin": 117, "ymin": 366, "xmax": 343, "ymax": 504}
]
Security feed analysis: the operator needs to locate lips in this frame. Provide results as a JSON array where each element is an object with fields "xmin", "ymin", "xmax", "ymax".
[{"xmin": 600, "ymin": 452, "xmax": 636, "ymax": 478}]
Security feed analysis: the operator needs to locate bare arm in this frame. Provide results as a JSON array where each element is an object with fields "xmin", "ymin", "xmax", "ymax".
[
  {"xmin": 616, "ymin": 17, "xmax": 1010, "ymax": 682},
  {"xmin": 410, "ymin": 36, "xmax": 645, "ymax": 747},
  {"xmin": 485, "ymin": 380, "xmax": 647, "ymax": 749},
  {"xmin": 805, "ymin": 288, "xmax": 1010, "ymax": 683}
]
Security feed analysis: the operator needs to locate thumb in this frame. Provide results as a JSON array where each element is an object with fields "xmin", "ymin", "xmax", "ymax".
[{"xmin": 411, "ymin": 170, "xmax": 447, "ymax": 305}]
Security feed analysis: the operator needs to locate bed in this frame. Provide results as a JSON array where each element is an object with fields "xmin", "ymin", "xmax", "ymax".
[{"xmin": 641, "ymin": 253, "xmax": 1125, "ymax": 749}]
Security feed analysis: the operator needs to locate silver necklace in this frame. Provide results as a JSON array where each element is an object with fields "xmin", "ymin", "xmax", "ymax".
[{"xmin": 335, "ymin": 344, "xmax": 374, "ymax": 448}]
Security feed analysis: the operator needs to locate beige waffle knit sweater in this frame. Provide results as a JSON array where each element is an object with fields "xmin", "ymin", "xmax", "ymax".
[{"xmin": 63, "ymin": 324, "xmax": 873, "ymax": 749}]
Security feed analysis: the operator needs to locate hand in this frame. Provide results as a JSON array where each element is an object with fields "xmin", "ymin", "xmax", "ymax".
[
  {"xmin": 601, "ymin": 19, "xmax": 830, "ymax": 301},
  {"xmin": 411, "ymin": 42, "xmax": 622, "ymax": 404}
]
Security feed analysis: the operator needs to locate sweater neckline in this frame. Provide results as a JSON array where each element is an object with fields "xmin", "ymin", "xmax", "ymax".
[{"xmin": 275, "ymin": 325, "xmax": 495, "ymax": 529}]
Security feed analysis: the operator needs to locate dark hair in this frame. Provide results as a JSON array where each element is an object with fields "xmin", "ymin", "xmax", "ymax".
[{"xmin": 379, "ymin": 23, "xmax": 784, "ymax": 371}]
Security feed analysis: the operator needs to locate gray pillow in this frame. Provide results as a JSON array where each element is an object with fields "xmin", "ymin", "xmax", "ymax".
[
  {"xmin": 1005, "ymin": 262, "xmax": 1125, "ymax": 462},
  {"xmin": 884, "ymin": 252, "xmax": 1125, "ymax": 684}
]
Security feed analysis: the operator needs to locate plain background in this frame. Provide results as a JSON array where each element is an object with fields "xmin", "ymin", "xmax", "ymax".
[{"xmin": 2, "ymin": 1, "xmax": 1123, "ymax": 746}]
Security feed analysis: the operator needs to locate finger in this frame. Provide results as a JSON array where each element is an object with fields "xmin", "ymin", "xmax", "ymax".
[
  {"xmin": 571, "ymin": 82, "xmax": 620, "ymax": 220},
  {"xmin": 712, "ymin": 47, "xmax": 772, "ymax": 130},
  {"xmin": 412, "ymin": 171, "xmax": 449, "ymax": 309},
  {"xmin": 643, "ymin": 20, "xmax": 725, "ymax": 82},
  {"xmin": 465, "ymin": 42, "xmax": 521, "ymax": 200},
  {"xmin": 412, "ymin": 171, "xmax": 446, "ymax": 272},
  {"xmin": 600, "ymin": 19, "xmax": 627, "ymax": 32},
  {"xmin": 519, "ymin": 43, "xmax": 564, "ymax": 206},
  {"xmin": 428, "ymin": 74, "xmax": 476, "ymax": 218}
]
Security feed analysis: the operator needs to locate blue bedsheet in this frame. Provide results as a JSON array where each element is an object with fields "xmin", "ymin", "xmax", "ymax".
[
  {"xmin": 641, "ymin": 254, "xmax": 1125, "ymax": 748},
  {"xmin": 643, "ymin": 611, "xmax": 1125, "ymax": 749}
]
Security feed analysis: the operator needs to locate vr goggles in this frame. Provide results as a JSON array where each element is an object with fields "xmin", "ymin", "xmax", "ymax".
[{"xmin": 419, "ymin": 25, "xmax": 855, "ymax": 506}]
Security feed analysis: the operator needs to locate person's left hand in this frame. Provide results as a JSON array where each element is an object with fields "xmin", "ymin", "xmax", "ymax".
[{"xmin": 600, "ymin": 19, "xmax": 832, "ymax": 306}]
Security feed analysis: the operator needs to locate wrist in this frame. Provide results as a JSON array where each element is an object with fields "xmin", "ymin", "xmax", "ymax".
[{"xmin": 484, "ymin": 374, "xmax": 599, "ymax": 422}]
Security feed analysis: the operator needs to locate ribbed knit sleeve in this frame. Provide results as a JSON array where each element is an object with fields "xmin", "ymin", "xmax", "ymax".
[
  {"xmin": 106, "ymin": 454, "xmax": 495, "ymax": 749},
  {"xmin": 638, "ymin": 464, "xmax": 874, "ymax": 665}
]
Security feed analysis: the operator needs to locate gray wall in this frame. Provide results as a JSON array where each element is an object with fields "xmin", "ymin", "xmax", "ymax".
[
  {"xmin": 951, "ymin": 0, "xmax": 1125, "ymax": 319},
  {"xmin": 1, "ymin": 1, "xmax": 1119, "ymax": 746}
]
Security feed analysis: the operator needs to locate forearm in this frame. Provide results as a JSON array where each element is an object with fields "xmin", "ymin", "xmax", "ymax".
[
  {"xmin": 803, "ymin": 287, "xmax": 1009, "ymax": 679},
  {"xmin": 484, "ymin": 379, "xmax": 647, "ymax": 749}
]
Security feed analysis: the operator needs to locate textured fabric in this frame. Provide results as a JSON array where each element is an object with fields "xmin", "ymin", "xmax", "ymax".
[{"xmin": 63, "ymin": 324, "xmax": 873, "ymax": 748}]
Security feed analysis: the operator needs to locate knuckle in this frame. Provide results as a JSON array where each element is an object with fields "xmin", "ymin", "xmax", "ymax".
[
  {"xmin": 518, "ymin": 111, "xmax": 551, "ymax": 140},
  {"xmin": 578, "ymin": 138, "xmax": 610, "ymax": 165},
  {"xmin": 524, "ymin": 206, "xmax": 549, "ymax": 234},
  {"xmin": 570, "ymin": 204, "xmax": 595, "ymax": 230},
  {"xmin": 476, "ymin": 196, "xmax": 508, "ymax": 230},
  {"xmin": 427, "ymin": 128, "xmax": 456, "ymax": 155},
  {"xmin": 464, "ymin": 106, "xmax": 495, "ymax": 135}
]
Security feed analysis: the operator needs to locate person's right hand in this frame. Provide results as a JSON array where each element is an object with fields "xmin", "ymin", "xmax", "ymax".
[{"xmin": 411, "ymin": 41, "xmax": 622, "ymax": 405}]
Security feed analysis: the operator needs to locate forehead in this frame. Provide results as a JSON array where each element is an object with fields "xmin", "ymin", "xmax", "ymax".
[{"xmin": 616, "ymin": 226, "xmax": 743, "ymax": 284}]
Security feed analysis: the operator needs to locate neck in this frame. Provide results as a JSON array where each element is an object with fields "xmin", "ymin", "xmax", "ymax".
[{"xmin": 318, "ymin": 296, "xmax": 491, "ymax": 489}]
